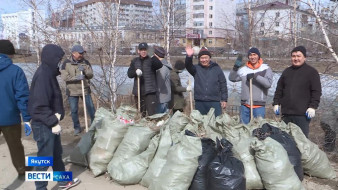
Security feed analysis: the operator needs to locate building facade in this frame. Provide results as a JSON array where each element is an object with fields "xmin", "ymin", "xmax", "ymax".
[
  {"xmin": 185, "ymin": 0, "xmax": 237, "ymax": 49},
  {"xmin": 1, "ymin": 9, "xmax": 46, "ymax": 51}
]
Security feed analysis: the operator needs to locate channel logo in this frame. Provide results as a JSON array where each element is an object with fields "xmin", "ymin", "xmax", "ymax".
[
  {"xmin": 26, "ymin": 171, "xmax": 73, "ymax": 182},
  {"xmin": 25, "ymin": 156, "xmax": 53, "ymax": 167}
]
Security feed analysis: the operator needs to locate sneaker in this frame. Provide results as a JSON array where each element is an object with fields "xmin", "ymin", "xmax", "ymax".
[
  {"xmin": 59, "ymin": 178, "xmax": 81, "ymax": 190},
  {"xmin": 74, "ymin": 128, "xmax": 82, "ymax": 136}
]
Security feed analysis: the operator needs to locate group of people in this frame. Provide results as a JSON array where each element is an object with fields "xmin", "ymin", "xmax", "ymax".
[
  {"xmin": 0, "ymin": 38, "xmax": 322, "ymax": 189},
  {"xmin": 0, "ymin": 40, "xmax": 99, "ymax": 189},
  {"xmin": 128, "ymin": 43, "xmax": 322, "ymax": 139},
  {"xmin": 127, "ymin": 42, "xmax": 192, "ymax": 117}
]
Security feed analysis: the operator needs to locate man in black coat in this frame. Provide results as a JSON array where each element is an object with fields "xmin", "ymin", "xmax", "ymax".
[
  {"xmin": 127, "ymin": 42, "xmax": 163, "ymax": 117},
  {"xmin": 273, "ymin": 46, "xmax": 322, "ymax": 137},
  {"xmin": 28, "ymin": 44, "xmax": 80, "ymax": 190}
]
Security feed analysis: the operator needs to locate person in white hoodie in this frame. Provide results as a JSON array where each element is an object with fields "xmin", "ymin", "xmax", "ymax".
[{"xmin": 154, "ymin": 46, "xmax": 172, "ymax": 113}]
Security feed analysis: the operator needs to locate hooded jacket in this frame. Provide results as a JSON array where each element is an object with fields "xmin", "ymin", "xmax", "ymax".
[
  {"xmin": 156, "ymin": 59, "xmax": 172, "ymax": 103},
  {"xmin": 0, "ymin": 54, "xmax": 31, "ymax": 126},
  {"xmin": 185, "ymin": 56, "xmax": 228, "ymax": 102},
  {"xmin": 28, "ymin": 44, "xmax": 65, "ymax": 127},
  {"xmin": 229, "ymin": 58, "xmax": 273, "ymax": 106}
]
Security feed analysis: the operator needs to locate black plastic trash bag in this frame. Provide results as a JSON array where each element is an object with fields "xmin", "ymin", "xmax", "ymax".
[
  {"xmin": 253, "ymin": 123, "xmax": 304, "ymax": 181},
  {"xmin": 207, "ymin": 138, "xmax": 246, "ymax": 190},
  {"xmin": 186, "ymin": 130, "xmax": 217, "ymax": 190}
]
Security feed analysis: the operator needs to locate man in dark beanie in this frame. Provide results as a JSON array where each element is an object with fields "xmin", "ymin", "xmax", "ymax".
[
  {"xmin": 229, "ymin": 47, "xmax": 273, "ymax": 124},
  {"xmin": 153, "ymin": 46, "xmax": 172, "ymax": 113},
  {"xmin": 0, "ymin": 40, "xmax": 32, "ymax": 180},
  {"xmin": 273, "ymin": 46, "xmax": 321, "ymax": 137},
  {"xmin": 127, "ymin": 42, "xmax": 163, "ymax": 117},
  {"xmin": 184, "ymin": 46, "xmax": 228, "ymax": 117},
  {"xmin": 169, "ymin": 60, "xmax": 191, "ymax": 113}
]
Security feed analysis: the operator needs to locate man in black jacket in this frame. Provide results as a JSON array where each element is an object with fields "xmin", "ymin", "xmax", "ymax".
[
  {"xmin": 185, "ymin": 46, "xmax": 228, "ymax": 117},
  {"xmin": 273, "ymin": 46, "xmax": 322, "ymax": 137},
  {"xmin": 28, "ymin": 44, "xmax": 80, "ymax": 190},
  {"xmin": 127, "ymin": 42, "xmax": 163, "ymax": 117}
]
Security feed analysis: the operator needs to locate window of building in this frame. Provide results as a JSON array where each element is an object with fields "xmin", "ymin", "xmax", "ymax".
[
  {"xmin": 209, "ymin": 14, "xmax": 213, "ymax": 18},
  {"xmin": 276, "ymin": 22, "xmax": 279, "ymax": 26},
  {"xmin": 209, "ymin": 22, "xmax": 213, "ymax": 27},
  {"xmin": 260, "ymin": 31, "xmax": 264, "ymax": 35},
  {"xmin": 193, "ymin": 13, "xmax": 204, "ymax": 18},
  {"xmin": 276, "ymin": 12, "xmax": 280, "ymax": 17},
  {"xmin": 209, "ymin": 39, "xmax": 213, "ymax": 44},
  {"xmin": 275, "ymin": 31, "xmax": 279, "ymax": 35},
  {"xmin": 261, "ymin": 22, "xmax": 264, "ymax": 27},
  {"xmin": 209, "ymin": 6, "xmax": 213, "ymax": 10},
  {"xmin": 209, "ymin": 30, "xmax": 212, "ymax": 35},
  {"xmin": 193, "ymin": 5, "xmax": 204, "ymax": 10}
]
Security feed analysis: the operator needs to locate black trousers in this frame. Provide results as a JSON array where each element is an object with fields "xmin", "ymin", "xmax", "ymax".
[
  {"xmin": 282, "ymin": 115, "xmax": 310, "ymax": 138},
  {"xmin": 135, "ymin": 93, "xmax": 158, "ymax": 117},
  {"xmin": 0, "ymin": 123, "xmax": 26, "ymax": 174}
]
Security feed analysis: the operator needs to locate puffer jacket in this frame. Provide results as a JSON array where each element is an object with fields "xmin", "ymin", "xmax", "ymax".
[
  {"xmin": 0, "ymin": 54, "xmax": 31, "ymax": 126},
  {"xmin": 28, "ymin": 44, "xmax": 65, "ymax": 128},
  {"xmin": 127, "ymin": 56, "xmax": 163, "ymax": 96},
  {"xmin": 60, "ymin": 58, "xmax": 93, "ymax": 96}
]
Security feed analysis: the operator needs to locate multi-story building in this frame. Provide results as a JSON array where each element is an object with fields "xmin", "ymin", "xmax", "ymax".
[
  {"xmin": 237, "ymin": 1, "xmax": 329, "ymax": 56},
  {"xmin": 185, "ymin": 0, "xmax": 237, "ymax": 49},
  {"xmin": 73, "ymin": 0, "xmax": 153, "ymax": 29},
  {"xmin": 1, "ymin": 9, "xmax": 46, "ymax": 50}
]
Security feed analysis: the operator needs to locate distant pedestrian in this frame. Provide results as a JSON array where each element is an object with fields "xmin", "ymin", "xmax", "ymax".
[
  {"xmin": 127, "ymin": 42, "xmax": 163, "ymax": 117},
  {"xmin": 169, "ymin": 60, "xmax": 191, "ymax": 113},
  {"xmin": 28, "ymin": 44, "xmax": 80, "ymax": 190},
  {"xmin": 60, "ymin": 44, "xmax": 95, "ymax": 136},
  {"xmin": 273, "ymin": 46, "xmax": 322, "ymax": 137},
  {"xmin": 229, "ymin": 47, "xmax": 273, "ymax": 124},
  {"xmin": 154, "ymin": 46, "xmax": 172, "ymax": 113},
  {"xmin": 0, "ymin": 39, "xmax": 32, "ymax": 180},
  {"xmin": 185, "ymin": 46, "xmax": 228, "ymax": 117}
]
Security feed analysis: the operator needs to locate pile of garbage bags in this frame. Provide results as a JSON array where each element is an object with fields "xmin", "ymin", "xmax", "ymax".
[{"xmin": 67, "ymin": 106, "xmax": 336, "ymax": 190}]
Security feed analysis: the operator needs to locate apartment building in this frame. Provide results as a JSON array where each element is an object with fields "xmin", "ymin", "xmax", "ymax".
[
  {"xmin": 74, "ymin": 0, "xmax": 153, "ymax": 29},
  {"xmin": 185, "ymin": 0, "xmax": 237, "ymax": 49},
  {"xmin": 1, "ymin": 9, "xmax": 46, "ymax": 50}
]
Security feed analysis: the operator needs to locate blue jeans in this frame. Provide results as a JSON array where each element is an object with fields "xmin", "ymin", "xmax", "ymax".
[
  {"xmin": 240, "ymin": 105, "xmax": 266, "ymax": 124},
  {"xmin": 157, "ymin": 102, "xmax": 169, "ymax": 113},
  {"xmin": 68, "ymin": 94, "xmax": 95, "ymax": 130},
  {"xmin": 195, "ymin": 101, "xmax": 222, "ymax": 117},
  {"xmin": 31, "ymin": 123, "xmax": 68, "ymax": 190}
]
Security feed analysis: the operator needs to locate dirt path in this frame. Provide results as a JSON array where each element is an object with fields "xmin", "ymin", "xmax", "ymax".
[{"xmin": 0, "ymin": 115, "xmax": 337, "ymax": 190}]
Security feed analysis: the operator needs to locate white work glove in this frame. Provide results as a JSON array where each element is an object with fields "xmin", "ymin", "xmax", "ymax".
[
  {"xmin": 273, "ymin": 105, "xmax": 280, "ymax": 115},
  {"xmin": 306, "ymin": 108, "xmax": 315, "ymax": 119},
  {"xmin": 55, "ymin": 113, "xmax": 61, "ymax": 121},
  {"xmin": 186, "ymin": 85, "xmax": 192, "ymax": 92},
  {"xmin": 52, "ymin": 113, "xmax": 62, "ymax": 135},
  {"xmin": 52, "ymin": 124, "xmax": 62, "ymax": 135},
  {"xmin": 156, "ymin": 120, "xmax": 165, "ymax": 127},
  {"xmin": 136, "ymin": 69, "xmax": 142, "ymax": 76}
]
